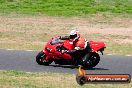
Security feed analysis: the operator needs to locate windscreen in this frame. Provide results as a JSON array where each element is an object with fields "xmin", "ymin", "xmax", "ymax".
[{"xmin": 50, "ymin": 37, "xmax": 62, "ymax": 45}]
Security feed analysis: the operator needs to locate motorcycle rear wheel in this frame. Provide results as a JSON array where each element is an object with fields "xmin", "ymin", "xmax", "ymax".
[
  {"xmin": 36, "ymin": 51, "xmax": 53, "ymax": 65},
  {"xmin": 82, "ymin": 52, "xmax": 100, "ymax": 68}
]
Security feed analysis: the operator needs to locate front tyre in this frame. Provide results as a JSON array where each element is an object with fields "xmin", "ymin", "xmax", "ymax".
[
  {"xmin": 36, "ymin": 51, "xmax": 53, "ymax": 65},
  {"xmin": 82, "ymin": 52, "xmax": 100, "ymax": 68}
]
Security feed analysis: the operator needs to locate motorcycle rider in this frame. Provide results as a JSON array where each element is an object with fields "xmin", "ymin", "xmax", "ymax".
[{"xmin": 59, "ymin": 29, "xmax": 91, "ymax": 60}]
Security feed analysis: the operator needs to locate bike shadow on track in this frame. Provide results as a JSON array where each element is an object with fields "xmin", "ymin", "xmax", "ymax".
[{"xmin": 48, "ymin": 64, "xmax": 109, "ymax": 71}]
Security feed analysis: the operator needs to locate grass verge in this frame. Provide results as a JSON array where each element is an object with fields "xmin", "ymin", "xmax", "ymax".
[{"xmin": 0, "ymin": 70, "xmax": 131, "ymax": 88}]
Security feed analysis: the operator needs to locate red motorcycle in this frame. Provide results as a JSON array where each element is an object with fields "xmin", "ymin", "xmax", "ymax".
[{"xmin": 36, "ymin": 37, "xmax": 106, "ymax": 68}]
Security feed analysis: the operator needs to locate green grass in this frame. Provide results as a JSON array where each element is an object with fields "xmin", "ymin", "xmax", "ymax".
[
  {"xmin": 0, "ymin": 70, "xmax": 132, "ymax": 88},
  {"xmin": 0, "ymin": 0, "xmax": 131, "ymax": 16},
  {"xmin": 106, "ymin": 44, "xmax": 132, "ymax": 55}
]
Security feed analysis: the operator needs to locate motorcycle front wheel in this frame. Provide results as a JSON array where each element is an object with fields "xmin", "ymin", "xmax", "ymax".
[{"xmin": 36, "ymin": 51, "xmax": 53, "ymax": 65}]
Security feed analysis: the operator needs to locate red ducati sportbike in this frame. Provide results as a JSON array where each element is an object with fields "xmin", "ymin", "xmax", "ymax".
[{"xmin": 36, "ymin": 37, "xmax": 106, "ymax": 68}]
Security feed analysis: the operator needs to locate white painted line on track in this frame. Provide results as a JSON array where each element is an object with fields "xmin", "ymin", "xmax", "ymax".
[
  {"xmin": 126, "ymin": 55, "xmax": 132, "ymax": 57},
  {"xmin": 6, "ymin": 49, "xmax": 16, "ymax": 51},
  {"xmin": 1, "ymin": 48, "xmax": 132, "ymax": 56},
  {"xmin": 106, "ymin": 54, "xmax": 113, "ymax": 55},
  {"xmin": 0, "ymin": 48, "xmax": 36, "ymax": 52},
  {"xmin": 26, "ymin": 50, "xmax": 35, "ymax": 52}
]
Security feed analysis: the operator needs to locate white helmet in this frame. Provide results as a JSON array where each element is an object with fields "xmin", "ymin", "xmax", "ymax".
[
  {"xmin": 70, "ymin": 29, "xmax": 79, "ymax": 39},
  {"xmin": 70, "ymin": 30, "xmax": 77, "ymax": 35}
]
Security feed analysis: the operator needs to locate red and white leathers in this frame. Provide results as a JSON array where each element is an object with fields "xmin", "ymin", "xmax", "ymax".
[
  {"xmin": 60, "ymin": 33, "xmax": 88, "ymax": 54},
  {"xmin": 73, "ymin": 35, "xmax": 88, "ymax": 50}
]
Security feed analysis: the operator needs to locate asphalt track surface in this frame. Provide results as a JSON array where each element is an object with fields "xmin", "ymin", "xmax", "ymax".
[{"xmin": 0, "ymin": 49, "xmax": 132, "ymax": 75}]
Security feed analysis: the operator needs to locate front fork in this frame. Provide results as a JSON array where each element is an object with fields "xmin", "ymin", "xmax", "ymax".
[{"xmin": 42, "ymin": 50, "xmax": 51, "ymax": 61}]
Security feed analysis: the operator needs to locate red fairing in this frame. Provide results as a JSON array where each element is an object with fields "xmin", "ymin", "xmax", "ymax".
[
  {"xmin": 43, "ymin": 38, "xmax": 55, "ymax": 50},
  {"xmin": 90, "ymin": 41, "xmax": 106, "ymax": 52},
  {"xmin": 42, "ymin": 37, "xmax": 73, "ymax": 60}
]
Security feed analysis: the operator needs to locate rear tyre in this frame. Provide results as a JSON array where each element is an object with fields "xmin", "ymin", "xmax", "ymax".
[
  {"xmin": 82, "ymin": 52, "xmax": 100, "ymax": 68},
  {"xmin": 36, "ymin": 51, "xmax": 53, "ymax": 65}
]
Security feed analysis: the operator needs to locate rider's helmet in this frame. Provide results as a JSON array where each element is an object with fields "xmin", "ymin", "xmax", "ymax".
[{"xmin": 70, "ymin": 29, "xmax": 79, "ymax": 39}]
